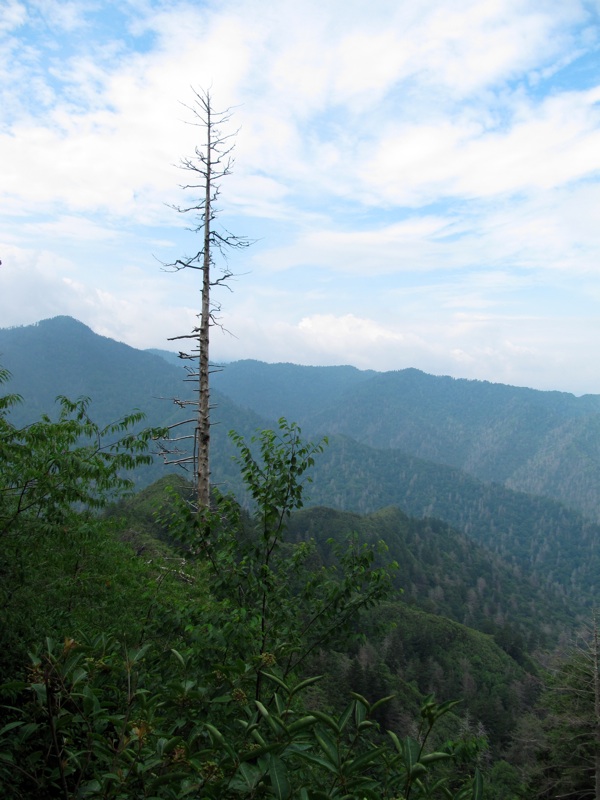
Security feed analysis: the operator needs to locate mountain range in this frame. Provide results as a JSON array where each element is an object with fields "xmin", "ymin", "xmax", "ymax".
[{"xmin": 1, "ymin": 315, "xmax": 599, "ymax": 617}]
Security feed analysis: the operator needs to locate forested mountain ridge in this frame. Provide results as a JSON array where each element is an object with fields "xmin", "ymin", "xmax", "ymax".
[
  {"xmin": 284, "ymin": 505, "xmax": 575, "ymax": 646},
  {"xmin": 211, "ymin": 358, "xmax": 600, "ymax": 521},
  {"xmin": 108, "ymin": 478, "xmax": 541, "ymax": 748},
  {"xmin": 304, "ymin": 436, "xmax": 600, "ymax": 609},
  {"xmin": 0, "ymin": 315, "xmax": 199, "ymax": 430},
  {"xmin": 6, "ymin": 316, "xmax": 600, "ymax": 522},
  {"xmin": 3, "ymin": 317, "xmax": 599, "ymax": 796},
  {"xmin": 2, "ymin": 315, "xmax": 600, "ymax": 611},
  {"xmin": 0, "ymin": 316, "xmax": 268, "ymax": 488}
]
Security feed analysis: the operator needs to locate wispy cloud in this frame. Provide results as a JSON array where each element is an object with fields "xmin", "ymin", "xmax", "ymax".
[{"xmin": 1, "ymin": 0, "xmax": 600, "ymax": 393}]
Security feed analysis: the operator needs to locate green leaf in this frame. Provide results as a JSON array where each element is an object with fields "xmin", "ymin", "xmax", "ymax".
[
  {"xmin": 337, "ymin": 701, "xmax": 354, "ymax": 733},
  {"xmin": 421, "ymin": 751, "xmax": 453, "ymax": 765},
  {"xmin": 274, "ymin": 693, "xmax": 287, "ymax": 717},
  {"xmin": 239, "ymin": 740, "xmax": 287, "ymax": 762},
  {"xmin": 128, "ymin": 642, "xmax": 151, "ymax": 665},
  {"xmin": 370, "ymin": 693, "xmax": 395, "ymax": 713},
  {"xmin": 350, "ymin": 693, "xmax": 369, "ymax": 724},
  {"xmin": 78, "ymin": 780, "xmax": 102, "ymax": 795},
  {"xmin": 292, "ymin": 750, "xmax": 339, "ymax": 774},
  {"xmin": 314, "ymin": 730, "xmax": 339, "ymax": 768},
  {"xmin": 286, "ymin": 716, "xmax": 317, "ymax": 734},
  {"xmin": 204, "ymin": 722, "xmax": 225, "ymax": 745},
  {"xmin": 387, "ymin": 730, "xmax": 402, "ymax": 753},
  {"xmin": 228, "ymin": 763, "xmax": 259, "ymax": 792},
  {"xmin": 400, "ymin": 736, "xmax": 421, "ymax": 773},
  {"xmin": 309, "ymin": 710, "xmax": 341, "ymax": 734},
  {"xmin": 343, "ymin": 747, "xmax": 386, "ymax": 775},
  {"xmin": 171, "ymin": 648, "xmax": 186, "ymax": 668},
  {"xmin": 290, "ymin": 675, "xmax": 324, "ymax": 696},
  {"xmin": 261, "ymin": 671, "xmax": 289, "ymax": 692},
  {"xmin": 472, "ymin": 767, "xmax": 484, "ymax": 800},
  {"xmin": 0, "ymin": 721, "xmax": 24, "ymax": 737},
  {"xmin": 268, "ymin": 754, "xmax": 290, "ymax": 800}
]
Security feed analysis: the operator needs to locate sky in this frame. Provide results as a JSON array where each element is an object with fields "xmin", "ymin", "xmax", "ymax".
[{"xmin": 1, "ymin": 0, "xmax": 600, "ymax": 395}]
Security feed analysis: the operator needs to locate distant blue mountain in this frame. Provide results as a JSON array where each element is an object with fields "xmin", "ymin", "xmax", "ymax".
[{"xmin": 2, "ymin": 315, "xmax": 600, "ymax": 610}]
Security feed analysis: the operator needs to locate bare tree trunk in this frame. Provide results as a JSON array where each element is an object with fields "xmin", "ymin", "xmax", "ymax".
[
  {"xmin": 197, "ymin": 101, "xmax": 212, "ymax": 508},
  {"xmin": 159, "ymin": 89, "xmax": 249, "ymax": 509}
]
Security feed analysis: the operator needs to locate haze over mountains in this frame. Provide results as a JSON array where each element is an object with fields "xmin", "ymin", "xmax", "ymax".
[
  {"xmin": 2, "ymin": 315, "xmax": 599, "ymax": 617},
  {"xmin": 211, "ymin": 357, "xmax": 600, "ymax": 522}
]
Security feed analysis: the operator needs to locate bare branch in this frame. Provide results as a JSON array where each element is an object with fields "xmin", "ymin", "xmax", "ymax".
[{"xmin": 157, "ymin": 88, "xmax": 250, "ymax": 507}]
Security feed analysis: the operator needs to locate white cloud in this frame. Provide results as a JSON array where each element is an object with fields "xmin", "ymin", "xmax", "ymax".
[
  {"xmin": 360, "ymin": 86, "xmax": 600, "ymax": 207},
  {"xmin": 1, "ymin": 0, "xmax": 600, "ymax": 394},
  {"xmin": 0, "ymin": 245, "xmax": 80, "ymax": 327},
  {"xmin": 0, "ymin": 240, "xmax": 200, "ymax": 350},
  {"xmin": 299, "ymin": 312, "xmax": 403, "ymax": 346},
  {"xmin": 206, "ymin": 300, "xmax": 600, "ymax": 394},
  {"xmin": 0, "ymin": 1, "xmax": 26, "ymax": 33},
  {"xmin": 3, "ymin": 0, "xmax": 597, "ymax": 222},
  {"xmin": 416, "ymin": 1, "xmax": 586, "ymax": 95},
  {"xmin": 20, "ymin": 215, "xmax": 120, "ymax": 242}
]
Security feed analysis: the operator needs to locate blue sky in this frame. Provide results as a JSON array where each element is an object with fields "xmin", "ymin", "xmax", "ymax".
[{"xmin": 1, "ymin": 0, "xmax": 600, "ymax": 394}]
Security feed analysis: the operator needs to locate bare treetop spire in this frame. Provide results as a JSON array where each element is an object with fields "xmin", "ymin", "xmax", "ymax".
[{"xmin": 160, "ymin": 89, "xmax": 250, "ymax": 508}]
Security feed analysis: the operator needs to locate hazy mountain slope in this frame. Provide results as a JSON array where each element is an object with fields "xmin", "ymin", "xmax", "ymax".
[
  {"xmin": 0, "ymin": 317, "xmax": 271, "ymax": 488},
  {"xmin": 303, "ymin": 435, "xmax": 600, "ymax": 608},
  {"xmin": 212, "ymin": 360, "xmax": 600, "ymax": 520},
  {"xmin": 145, "ymin": 348, "xmax": 182, "ymax": 368},
  {"xmin": 7, "ymin": 319, "xmax": 600, "ymax": 522},
  {"xmin": 0, "ymin": 317, "xmax": 185, "ymax": 426},
  {"xmin": 285, "ymin": 504, "xmax": 576, "ymax": 643},
  {"xmin": 212, "ymin": 358, "xmax": 377, "ymax": 422},
  {"xmin": 3, "ymin": 316, "xmax": 600, "ymax": 609},
  {"xmin": 504, "ymin": 413, "xmax": 600, "ymax": 515}
]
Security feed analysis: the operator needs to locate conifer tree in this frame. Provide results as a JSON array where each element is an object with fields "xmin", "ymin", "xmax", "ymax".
[{"xmin": 525, "ymin": 620, "xmax": 600, "ymax": 799}]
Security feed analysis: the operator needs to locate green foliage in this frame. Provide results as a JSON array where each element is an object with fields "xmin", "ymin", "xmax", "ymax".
[
  {"xmin": 0, "ymin": 379, "xmax": 488, "ymax": 798},
  {"xmin": 344, "ymin": 603, "xmax": 535, "ymax": 750},
  {"xmin": 4, "ymin": 319, "xmax": 600, "ymax": 622},
  {"xmin": 0, "ymin": 367, "xmax": 164, "ymax": 539},
  {"xmin": 104, "ymin": 473, "xmax": 195, "ymax": 553},
  {"xmin": 513, "ymin": 623, "xmax": 600, "ymax": 799},
  {"xmin": 157, "ymin": 419, "xmax": 397, "ymax": 698},
  {"xmin": 0, "ymin": 367, "xmax": 171, "ymax": 673},
  {"xmin": 484, "ymin": 760, "xmax": 526, "ymax": 799},
  {"xmin": 0, "ymin": 638, "xmax": 484, "ymax": 799},
  {"xmin": 230, "ymin": 419, "xmax": 327, "ymax": 530}
]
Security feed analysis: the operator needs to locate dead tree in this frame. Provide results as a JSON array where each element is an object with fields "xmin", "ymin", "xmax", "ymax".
[{"xmin": 160, "ymin": 89, "xmax": 249, "ymax": 508}]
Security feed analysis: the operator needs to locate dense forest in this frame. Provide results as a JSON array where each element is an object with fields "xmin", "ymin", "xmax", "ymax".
[{"xmin": 2, "ymin": 317, "xmax": 600, "ymax": 798}]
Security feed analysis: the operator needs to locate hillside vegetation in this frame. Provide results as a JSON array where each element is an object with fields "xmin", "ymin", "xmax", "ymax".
[
  {"xmin": 2, "ymin": 316, "xmax": 600, "ymax": 610},
  {"xmin": 2, "ymin": 328, "xmax": 599, "ymax": 797},
  {"xmin": 1, "ymin": 384, "xmax": 496, "ymax": 798},
  {"xmin": 211, "ymin": 358, "xmax": 600, "ymax": 521},
  {"xmin": 6, "ymin": 317, "xmax": 600, "ymax": 524}
]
